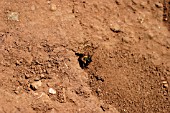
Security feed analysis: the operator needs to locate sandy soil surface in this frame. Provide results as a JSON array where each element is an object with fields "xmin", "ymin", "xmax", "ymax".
[{"xmin": 0, "ymin": 0, "xmax": 170, "ymax": 113}]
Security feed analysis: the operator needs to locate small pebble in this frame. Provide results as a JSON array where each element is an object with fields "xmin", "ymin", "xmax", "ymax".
[
  {"xmin": 7, "ymin": 12, "xmax": 19, "ymax": 21},
  {"xmin": 47, "ymin": 0, "xmax": 51, "ymax": 4},
  {"xmin": 34, "ymin": 78, "xmax": 40, "ymax": 81},
  {"xmin": 122, "ymin": 37, "xmax": 131, "ymax": 43},
  {"xmin": 16, "ymin": 60, "xmax": 21, "ymax": 65},
  {"xmin": 31, "ymin": 5, "xmax": 36, "ymax": 11},
  {"xmin": 49, "ymin": 88, "xmax": 56, "ymax": 94},
  {"xmin": 50, "ymin": 108, "xmax": 57, "ymax": 113},
  {"xmin": 47, "ymin": 63, "xmax": 52, "ymax": 68},
  {"xmin": 30, "ymin": 81, "xmax": 42, "ymax": 90},
  {"xmin": 14, "ymin": 86, "xmax": 22, "ymax": 94},
  {"xmin": 50, "ymin": 3, "xmax": 57, "ymax": 11},
  {"xmin": 115, "ymin": 0, "xmax": 121, "ymax": 5},
  {"xmin": 163, "ymin": 17, "xmax": 168, "ymax": 21},
  {"xmin": 155, "ymin": 2, "xmax": 163, "ymax": 8},
  {"xmin": 40, "ymin": 92, "xmax": 50, "ymax": 101},
  {"xmin": 162, "ymin": 81, "xmax": 168, "ymax": 84},
  {"xmin": 160, "ymin": 76, "xmax": 166, "ymax": 81},
  {"xmin": 140, "ymin": 2, "xmax": 147, "ymax": 8},
  {"xmin": 96, "ymin": 88, "xmax": 101, "ymax": 93},
  {"xmin": 40, "ymin": 74, "xmax": 45, "ymax": 79},
  {"xmin": 163, "ymin": 83, "xmax": 169, "ymax": 88},
  {"xmin": 110, "ymin": 24, "xmax": 121, "ymax": 33},
  {"xmin": 25, "ymin": 74, "xmax": 32, "ymax": 79}
]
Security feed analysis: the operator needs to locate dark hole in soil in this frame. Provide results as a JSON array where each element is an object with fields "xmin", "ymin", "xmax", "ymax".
[{"xmin": 75, "ymin": 53, "xmax": 92, "ymax": 69}]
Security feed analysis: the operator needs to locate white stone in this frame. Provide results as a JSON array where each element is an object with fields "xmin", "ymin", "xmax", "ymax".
[
  {"xmin": 7, "ymin": 12, "xmax": 19, "ymax": 21},
  {"xmin": 49, "ymin": 88, "xmax": 56, "ymax": 94}
]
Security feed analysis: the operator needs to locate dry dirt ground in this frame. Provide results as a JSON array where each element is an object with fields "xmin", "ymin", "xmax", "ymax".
[{"xmin": 0, "ymin": 0, "xmax": 170, "ymax": 113}]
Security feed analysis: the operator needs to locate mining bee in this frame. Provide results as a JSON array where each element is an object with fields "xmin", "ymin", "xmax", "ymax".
[{"xmin": 75, "ymin": 52, "xmax": 92, "ymax": 69}]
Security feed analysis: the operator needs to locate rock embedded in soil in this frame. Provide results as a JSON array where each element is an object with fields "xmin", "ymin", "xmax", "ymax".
[{"xmin": 30, "ymin": 81, "xmax": 42, "ymax": 90}]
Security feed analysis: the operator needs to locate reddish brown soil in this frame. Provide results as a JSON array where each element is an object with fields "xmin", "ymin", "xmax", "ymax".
[{"xmin": 0, "ymin": 0, "xmax": 170, "ymax": 113}]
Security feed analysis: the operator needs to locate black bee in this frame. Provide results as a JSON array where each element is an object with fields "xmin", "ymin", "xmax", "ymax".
[{"xmin": 75, "ymin": 52, "xmax": 92, "ymax": 69}]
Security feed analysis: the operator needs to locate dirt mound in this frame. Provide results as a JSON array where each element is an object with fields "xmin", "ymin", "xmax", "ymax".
[{"xmin": 88, "ymin": 45, "xmax": 170, "ymax": 112}]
